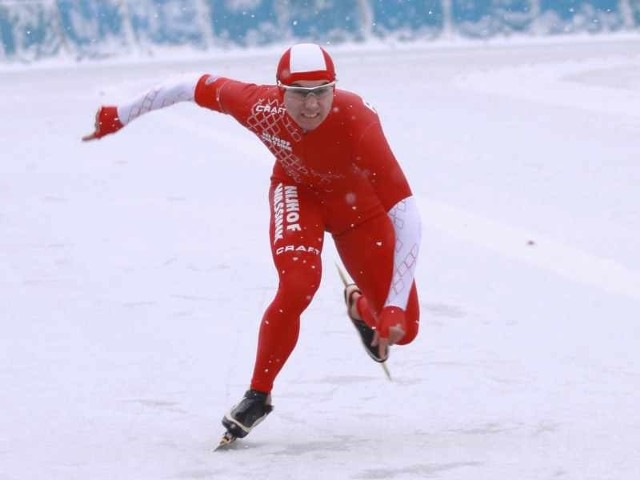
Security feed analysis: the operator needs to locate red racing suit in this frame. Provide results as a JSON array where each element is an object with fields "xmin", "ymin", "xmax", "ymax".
[{"xmin": 113, "ymin": 74, "xmax": 422, "ymax": 392}]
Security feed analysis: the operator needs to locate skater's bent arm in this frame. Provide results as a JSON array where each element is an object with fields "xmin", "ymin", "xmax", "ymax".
[{"xmin": 355, "ymin": 118, "xmax": 421, "ymax": 311}]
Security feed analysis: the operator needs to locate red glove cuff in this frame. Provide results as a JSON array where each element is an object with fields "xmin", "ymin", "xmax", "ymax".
[
  {"xmin": 377, "ymin": 306, "xmax": 405, "ymax": 338},
  {"xmin": 95, "ymin": 106, "xmax": 123, "ymax": 138}
]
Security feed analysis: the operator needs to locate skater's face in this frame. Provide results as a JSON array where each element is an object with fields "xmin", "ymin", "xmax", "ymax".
[{"xmin": 281, "ymin": 80, "xmax": 335, "ymax": 131}]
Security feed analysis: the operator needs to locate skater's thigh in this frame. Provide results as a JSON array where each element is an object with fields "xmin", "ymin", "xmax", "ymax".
[{"xmin": 268, "ymin": 180, "xmax": 325, "ymax": 278}]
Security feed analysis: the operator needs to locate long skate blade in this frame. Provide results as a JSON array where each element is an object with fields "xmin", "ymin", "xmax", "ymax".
[
  {"xmin": 335, "ymin": 262, "xmax": 351, "ymax": 286},
  {"xmin": 214, "ymin": 431, "xmax": 237, "ymax": 451},
  {"xmin": 381, "ymin": 361, "xmax": 392, "ymax": 381},
  {"xmin": 337, "ymin": 262, "xmax": 393, "ymax": 381}
]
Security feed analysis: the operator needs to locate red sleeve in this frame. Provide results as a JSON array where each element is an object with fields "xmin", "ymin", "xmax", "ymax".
[
  {"xmin": 355, "ymin": 112, "xmax": 412, "ymax": 211},
  {"xmin": 193, "ymin": 75, "xmax": 258, "ymax": 118}
]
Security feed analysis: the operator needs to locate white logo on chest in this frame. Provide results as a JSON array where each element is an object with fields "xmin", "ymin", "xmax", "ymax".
[{"xmin": 262, "ymin": 132, "xmax": 292, "ymax": 152}]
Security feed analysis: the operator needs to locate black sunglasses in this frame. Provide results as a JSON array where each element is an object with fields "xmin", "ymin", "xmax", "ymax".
[{"xmin": 279, "ymin": 81, "xmax": 336, "ymax": 98}]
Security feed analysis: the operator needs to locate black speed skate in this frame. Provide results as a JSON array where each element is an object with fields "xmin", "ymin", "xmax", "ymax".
[
  {"xmin": 336, "ymin": 264, "xmax": 391, "ymax": 380},
  {"xmin": 217, "ymin": 389, "xmax": 273, "ymax": 449},
  {"xmin": 344, "ymin": 284, "xmax": 388, "ymax": 363}
]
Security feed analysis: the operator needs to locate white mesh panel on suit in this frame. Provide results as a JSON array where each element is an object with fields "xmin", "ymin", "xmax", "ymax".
[
  {"xmin": 117, "ymin": 74, "xmax": 201, "ymax": 125},
  {"xmin": 384, "ymin": 196, "xmax": 421, "ymax": 309}
]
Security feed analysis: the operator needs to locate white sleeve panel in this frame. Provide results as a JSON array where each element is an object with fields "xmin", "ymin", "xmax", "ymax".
[
  {"xmin": 116, "ymin": 74, "xmax": 201, "ymax": 126},
  {"xmin": 384, "ymin": 196, "xmax": 422, "ymax": 310}
]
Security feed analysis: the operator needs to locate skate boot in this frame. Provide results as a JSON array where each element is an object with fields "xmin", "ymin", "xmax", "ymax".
[
  {"xmin": 221, "ymin": 389, "xmax": 274, "ymax": 439},
  {"xmin": 344, "ymin": 284, "xmax": 388, "ymax": 363}
]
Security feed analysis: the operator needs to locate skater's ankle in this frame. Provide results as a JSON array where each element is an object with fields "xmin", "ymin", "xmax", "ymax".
[
  {"xmin": 346, "ymin": 285, "xmax": 362, "ymax": 320},
  {"xmin": 348, "ymin": 290, "xmax": 362, "ymax": 321}
]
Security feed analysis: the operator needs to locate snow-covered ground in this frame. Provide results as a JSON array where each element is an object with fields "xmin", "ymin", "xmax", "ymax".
[{"xmin": 1, "ymin": 36, "xmax": 640, "ymax": 480}]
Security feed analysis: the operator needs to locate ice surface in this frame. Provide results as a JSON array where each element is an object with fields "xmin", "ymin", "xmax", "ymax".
[{"xmin": 1, "ymin": 36, "xmax": 639, "ymax": 479}]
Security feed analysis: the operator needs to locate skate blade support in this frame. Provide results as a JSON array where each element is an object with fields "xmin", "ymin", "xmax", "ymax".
[
  {"xmin": 214, "ymin": 431, "xmax": 237, "ymax": 451},
  {"xmin": 336, "ymin": 262, "xmax": 392, "ymax": 381}
]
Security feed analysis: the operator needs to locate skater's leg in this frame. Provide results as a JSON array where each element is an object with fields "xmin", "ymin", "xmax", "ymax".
[{"xmin": 250, "ymin": 181, "xmax": 325, "ymax": 393}]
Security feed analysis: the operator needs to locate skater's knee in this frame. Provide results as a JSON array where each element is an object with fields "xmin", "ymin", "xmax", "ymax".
[{"xmin": 276, "ymin": 266, "xmax": 321, "ymax": 311}]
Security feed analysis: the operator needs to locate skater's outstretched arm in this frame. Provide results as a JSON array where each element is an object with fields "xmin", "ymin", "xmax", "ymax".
[{"xmin": 82, "ymin": 74, "xmax": 203, "ymax": 141}]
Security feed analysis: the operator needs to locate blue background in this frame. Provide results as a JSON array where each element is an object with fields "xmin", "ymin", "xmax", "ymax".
[{"xmin": 1, "ymin": 0, "xmax": 638, "ymax": 61}]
